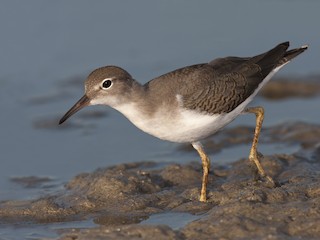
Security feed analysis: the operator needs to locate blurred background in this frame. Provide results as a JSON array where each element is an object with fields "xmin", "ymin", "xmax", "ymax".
[{"xmin": 0, "ymin": 0, "xmax": 319, "ymax": 201}]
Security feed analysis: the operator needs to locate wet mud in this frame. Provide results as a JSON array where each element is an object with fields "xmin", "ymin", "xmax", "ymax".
[{"xmin": 1, "ymin": 121, "xmax": 320, "ymax": 239}]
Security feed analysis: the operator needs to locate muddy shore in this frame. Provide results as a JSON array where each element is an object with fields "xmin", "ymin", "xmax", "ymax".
[
  {"xmin": 1, "ymin": 78, "xmax": 320, "ymax": 239},
  {"xmin": 1, "ymin": 120, "xmax": 319, "ymax": 239}
]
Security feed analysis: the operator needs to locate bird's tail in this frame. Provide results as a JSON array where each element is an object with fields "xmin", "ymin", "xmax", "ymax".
[{"xmin": 278, "ymin": 43, "xmax": 309, "ymax": 66}]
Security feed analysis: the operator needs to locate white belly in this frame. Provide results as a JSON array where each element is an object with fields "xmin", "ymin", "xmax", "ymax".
[{"xmin": 114, "ymin": 103, "xmax": 241, "ymax": 143}]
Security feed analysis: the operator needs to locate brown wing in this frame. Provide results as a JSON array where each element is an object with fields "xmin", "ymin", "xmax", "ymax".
[
  {"xmin": 145, "ymin": 42, "xmax": 307, "ymax": 115},
  {"xmin": 179, "ymin": 42, "xmax": 292, "ymax": 114}
]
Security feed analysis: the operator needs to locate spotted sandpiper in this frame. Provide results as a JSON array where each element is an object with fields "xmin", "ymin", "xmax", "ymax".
[{"xmin": 59, "ymin": 42, "xmax": 307, "ymax": 202}]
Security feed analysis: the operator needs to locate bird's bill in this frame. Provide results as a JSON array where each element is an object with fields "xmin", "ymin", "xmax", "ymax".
[{"xmin": 59, "ymin": 95, "xmax": 90, "ymax": 124}]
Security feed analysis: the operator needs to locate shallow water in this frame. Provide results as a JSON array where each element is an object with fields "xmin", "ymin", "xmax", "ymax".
[
  {"xmin": 0, "ymin": 0, "xmax": 320, "ymax": 238},
  {"xmin": 0, "ymin": 219, "xmax": 96, "ymax": 240}
]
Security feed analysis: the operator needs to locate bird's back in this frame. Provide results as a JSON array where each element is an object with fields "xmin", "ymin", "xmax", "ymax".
[{"xmin": 145, "ymin": 42, "xmax": 305, "ymax": 115}]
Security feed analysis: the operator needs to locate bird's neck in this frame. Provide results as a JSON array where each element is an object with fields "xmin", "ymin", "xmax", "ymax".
[{"xmin": 112, "ymin": 80, "xmax": 153, "ymax": 118}]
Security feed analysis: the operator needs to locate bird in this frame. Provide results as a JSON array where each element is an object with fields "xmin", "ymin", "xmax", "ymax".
[{"xmin": 59, "ymin": 42, "xmax": 308, "ymax": 202}]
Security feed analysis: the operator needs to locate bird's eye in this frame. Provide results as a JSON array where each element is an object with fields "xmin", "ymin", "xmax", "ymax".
[{"xmin": 101, "ymin": 79, "xmax": 113, "ymax": 89}]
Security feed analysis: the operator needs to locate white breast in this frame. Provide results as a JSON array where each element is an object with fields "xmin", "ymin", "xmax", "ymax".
[{"xmin": 114, "ymin": 101, "xmax": 224, "ymax": 143}]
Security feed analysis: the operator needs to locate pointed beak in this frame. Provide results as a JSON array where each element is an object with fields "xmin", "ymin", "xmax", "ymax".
[{"xmin": 59, "ymin": 95, "xmax": 90, "ymax": 124}]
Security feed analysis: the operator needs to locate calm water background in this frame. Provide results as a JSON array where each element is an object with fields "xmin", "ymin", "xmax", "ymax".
[{"xmin": 0, "ymin": 0, "xmax": 319, "ymax": 208}]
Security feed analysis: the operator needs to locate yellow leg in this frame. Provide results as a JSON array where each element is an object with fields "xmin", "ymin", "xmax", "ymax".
[
  {"xmin": 245, "ymin": 106, "xmax": 275, "ymax": 186},
  {"xmin": 192, "ymin": 142, "xmax": 210, "ymax": 202}
]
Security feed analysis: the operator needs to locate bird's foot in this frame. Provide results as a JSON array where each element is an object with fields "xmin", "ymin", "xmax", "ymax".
[
  {"xmin": 255, "ymin": 173, "xmax": 280, "ymax": 188},
  {"xmin": 249, "ymin": 152, "xmax": 280, "ymax": 188},
  {"xmin": 199, "ymin": 194, "xmax": 207, "ymax": 202}
]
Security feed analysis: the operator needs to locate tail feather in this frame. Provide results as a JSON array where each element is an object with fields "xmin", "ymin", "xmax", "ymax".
[
  {"xmin": 240, "ymin": 42, "xmax": 308, "ymax": 98},
  {"xmin": 278, "ymin": 44, "xmax": 309, "ymax": 66},
  {"xmin": 251, "ymin": 41, "xmax": 290, "ymax": 77}
]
